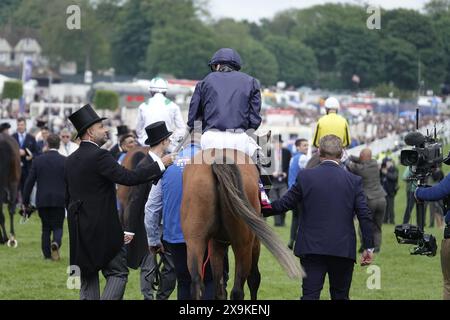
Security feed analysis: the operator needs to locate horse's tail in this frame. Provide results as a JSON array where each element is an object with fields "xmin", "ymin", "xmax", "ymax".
[{"xmin": 211, "ymin": 162, "xmax": 304, "ymax": 279}]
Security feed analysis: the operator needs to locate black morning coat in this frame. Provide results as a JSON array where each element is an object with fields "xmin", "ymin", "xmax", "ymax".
[{"xmin": 64, "ymin": 141, "xmax": 163, "ymax": 275}]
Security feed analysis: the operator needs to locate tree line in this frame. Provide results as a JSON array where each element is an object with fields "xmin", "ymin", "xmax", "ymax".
[{"xmin": 2, "ymin": 0, "xmax": 450, "ymax": 95}]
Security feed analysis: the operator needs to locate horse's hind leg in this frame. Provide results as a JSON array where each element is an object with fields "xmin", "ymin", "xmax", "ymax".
[
  {"xmin": 8, "ymin": 184, "xmax": 17, "ymax": 239},
  {"xmin": 248, "ymin": 238, "xmax": 261, "ymax": 300},
  {"xmin": 185, "ymin": 238, "xmax": 207, "ymax": 300},
  {"xmin": 8, "ymin": 202, "xmax": 15, "ymax": 238},
  {"xmin": 210, "ymin": 239, "xmax": 227, "ymax": 300},
  {"xmin": 230, "ymin": 239, "xmax": 253, "ymax": 300},
  {"xmin": 0, "ymin": 204, "xmax": 8, "ymax": 243}
]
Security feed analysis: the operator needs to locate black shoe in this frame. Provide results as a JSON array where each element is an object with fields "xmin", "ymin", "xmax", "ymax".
[{"xmin": 51, "ymin": 242, "xmax": 60, "ymax": 261}]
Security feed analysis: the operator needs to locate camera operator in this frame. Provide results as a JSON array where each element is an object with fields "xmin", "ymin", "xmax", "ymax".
[{"xmin": 415, "ymin": 167, "xmax": 450, "ymax": 300}]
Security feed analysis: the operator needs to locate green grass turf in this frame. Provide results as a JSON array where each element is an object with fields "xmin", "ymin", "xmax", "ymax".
[{"xmin": 0, "ymin": 147, "xmax": 448, "ymax": 300}]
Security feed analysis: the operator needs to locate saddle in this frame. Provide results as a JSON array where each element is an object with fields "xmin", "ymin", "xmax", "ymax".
[{"xmin": 249, "ymin": 130, "xmax": 271, "ymax": 168}]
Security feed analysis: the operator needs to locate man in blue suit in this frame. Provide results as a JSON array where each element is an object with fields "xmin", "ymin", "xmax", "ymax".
[
  {"xmin": 12, "ymin": 117, "xmax": 38, "ymax": 200},
  {"xmin": 265, "ymin": 134, "xmax": 374, "ymax": 300},
  {"xmin": 23, "ymin": 134, "xmax": 66, "ymax": 260}
]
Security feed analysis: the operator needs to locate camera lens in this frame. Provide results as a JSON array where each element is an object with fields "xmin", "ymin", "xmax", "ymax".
[{"xmin": 400, "ymin": 150, "xmax": 419, "ymax": 166}]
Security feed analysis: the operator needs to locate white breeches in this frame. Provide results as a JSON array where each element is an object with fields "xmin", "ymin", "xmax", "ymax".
[{"xmin": 200, "ymin": 131, "xmax": 260, "ymax": 157}]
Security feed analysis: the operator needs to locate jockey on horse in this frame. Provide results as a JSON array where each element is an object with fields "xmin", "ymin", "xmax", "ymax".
[
  {"xmin": 136, "ymin": 77, "xmax": 186, "ymax": 151},
  {"xmin": 187, "ymin": 48, "xmax": 272, "ymax": 211}
]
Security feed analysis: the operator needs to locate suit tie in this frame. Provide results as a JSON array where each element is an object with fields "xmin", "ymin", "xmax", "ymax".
[{"xmin": 19, "ymin": 134, "xmax": 25, "ymax": 148}]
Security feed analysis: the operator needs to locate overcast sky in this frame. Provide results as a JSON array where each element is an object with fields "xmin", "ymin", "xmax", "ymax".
[{"xmin": 207, "ymin": 0, "xmax": 425, "ymax": 22}]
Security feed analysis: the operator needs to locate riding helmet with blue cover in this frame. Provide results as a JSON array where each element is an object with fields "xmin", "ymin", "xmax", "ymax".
[{"xmin": 208, "ymin": 48, "xmax": 242, "ymax": 71}]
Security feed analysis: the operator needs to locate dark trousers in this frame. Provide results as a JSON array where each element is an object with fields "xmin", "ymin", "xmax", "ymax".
[
  {"xmin": 383, "ymin": 195, "xmax": 396, "ymax": 224},
  {"xmin": 18, "ymin": 168, "xmax": 29, "ymax": 202},
  {"xmin": 140, "ymin": 242, "xmax": 176, "ymax": 300},
  {"xmin": 166, "ymin": 242, "xmax": 215, "ymax": 300},
  {"xmin": 38, "ymin": 207, "xmax": 65, "ymax": 259},
  {"xmin": 270, "ymin": 182, "xmax": 288, "ymax": 226},
  {"xmin": 80, "ymin": 246, "xmax": 129, "ymax": 300},
  {"xmin": 403, "ymin": 190, "xmax": 415, "ymax": 224},
  {"xmin": 368, "ymin": 197, "xmax": 386, "ymax": 251},
  {"xmin": 402, "ymin": 192, "xmax": 430, "ymax": 226},
  {"xmin": 430, "ymin": 200, "xmax": 444, "ymax": 228},
  {"xmin": 300, "ymin": 254, "xmax": 354, "ymax": 300},
  {"xmin": 289, "ymin": 204, "xmax": 301, "ymax": 247}
]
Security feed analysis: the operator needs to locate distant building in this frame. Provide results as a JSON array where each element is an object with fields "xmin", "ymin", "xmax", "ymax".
[
  {"xmin": 0, "ymin": 38, "xmax": 12, "ymax": 67},
  {"xmin": 13, "ymin": 38, "xmax": 43, "ymax": 67},
  {"xmin": 0, "ymin": 37, "xmax": 49, "ymax": 68}
]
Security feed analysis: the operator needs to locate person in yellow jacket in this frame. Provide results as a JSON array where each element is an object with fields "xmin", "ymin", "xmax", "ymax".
[{"xmin": 313, "ymin": 97, "xmax": 351, "ymax": 148}]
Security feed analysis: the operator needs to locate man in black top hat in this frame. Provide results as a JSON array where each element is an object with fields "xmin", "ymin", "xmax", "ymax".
[
  {"xmin": 123, "ymin": 121, "xmax": 176, "ymax": 300},
  {"xmin": 110, "ymin": 125, "xmax": 130, "ymax": 160},
  {"xmin": 65, "ymin": 104, "xmax": 175, "ymax": 300}
]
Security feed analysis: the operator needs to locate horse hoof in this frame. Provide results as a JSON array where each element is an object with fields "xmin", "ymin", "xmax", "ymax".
[{"xmin": 7, "ymin": 237, "xmax": 18, "ymax": 248}]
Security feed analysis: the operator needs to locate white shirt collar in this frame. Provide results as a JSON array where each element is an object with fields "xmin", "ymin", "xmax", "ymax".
[
  {"xmin": 148, "ymin": 150, "xmax": 160, "ymax": 161},
  {"xmin": 81, "ymin": 140, "xmax": 100, "ymax": 148},
  {"xmin": 148, "ymin": 150, "xmax": 166, "ymax": 172},
  {"xmin": 49, "ymin": 148, "xmax": 59, "ymax": 152},
  {"xmin": 322, "ymin": 159, "xmax": 340, "ymax": 166}
]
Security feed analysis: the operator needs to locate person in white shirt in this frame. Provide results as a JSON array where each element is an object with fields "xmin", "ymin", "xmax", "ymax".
[
  {"xmin": 136, "ymin": 77, "xmax": 186, "ymax": 151},
  {"xmin": 58, "ymin": 128, "xmax": 79, "ymax": 157}
]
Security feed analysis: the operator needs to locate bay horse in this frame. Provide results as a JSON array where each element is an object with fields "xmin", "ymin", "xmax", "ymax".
[
  {"xmin": 0, "ymin": 133, "xmax": 21, "ymax": 247},
  {"xmin": 116, "ymin": 146, "xmax": 149, "ymax": 223},
  {"xmin": 181, "ymin": 149, "xmax": 304, "ymax": 300}
]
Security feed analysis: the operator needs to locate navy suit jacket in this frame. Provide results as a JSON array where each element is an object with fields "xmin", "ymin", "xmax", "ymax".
[
  {"xmin": 23, "ymin": 150, "xmax": 66, "ymax": 208},
  {"xmin": 12, "ymin": 132, "xmax": 38, "ymax": 172},
  {"xmin": 272, "ymin": 161, "xmax": 374, "ymax": 261}
]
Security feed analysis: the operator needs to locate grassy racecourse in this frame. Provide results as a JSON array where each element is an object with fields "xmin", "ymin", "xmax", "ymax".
[{"xmin": 0, "ymin": 148, "xmax": 448, "ymax": 300}]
